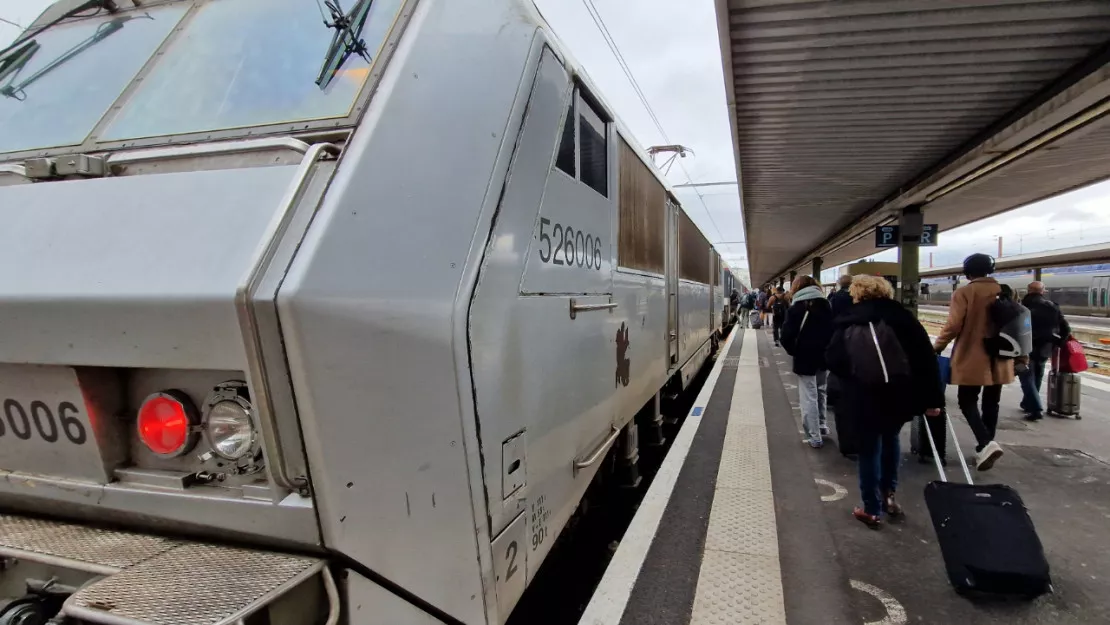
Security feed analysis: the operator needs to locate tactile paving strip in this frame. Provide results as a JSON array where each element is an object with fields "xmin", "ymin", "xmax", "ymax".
[
  {"xmin": 723, "ymin": 424, "xmax": 770, "ymax": 453},
  {"xmin": 703, "ymin": 487, "xmax": 779, "ymax": 557},
  {"xmin": 66, "ymin": 543, "xmax": 323, "ymax": 625},
  {"xmin": 715, "ymin": 443, "xmax": 772, "ymax": 491},
  {"xmin": 691, "ymin": 329, "xmax": 787, "ymax": 624},
  {"xmin": 689, "ymin": 550, "xmax": 786, "ymax": 625},
  {"xmin": 0, "ymin": 515, "xmax": 180, "ymax": 574}
]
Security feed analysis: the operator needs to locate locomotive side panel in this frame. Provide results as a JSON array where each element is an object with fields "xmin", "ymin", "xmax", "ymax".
[{"xmin": 277, "ymin": 0, "xmax": 543, "ymax": 622}]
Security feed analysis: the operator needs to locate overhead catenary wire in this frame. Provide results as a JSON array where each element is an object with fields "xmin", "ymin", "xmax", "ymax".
[{"xmin": 579, "ymin": 0, "xmax": 729, "ymax": 249}]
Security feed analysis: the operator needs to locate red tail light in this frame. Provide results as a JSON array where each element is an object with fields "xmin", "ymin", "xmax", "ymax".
[{"xmin": 137, "ymin": 391, "xmax": 197, "ymax": 457}]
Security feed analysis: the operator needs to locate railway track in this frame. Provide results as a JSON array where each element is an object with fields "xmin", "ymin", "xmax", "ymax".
[{"xmin": 918, "ymin": 312, "xmax": 1110, "ymax": 366}]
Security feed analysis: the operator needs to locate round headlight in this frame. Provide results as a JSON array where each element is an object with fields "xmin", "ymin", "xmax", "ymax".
[
  {"xmin": 205, "ymin": 401, "xmax": 254, "ymax": 459},
  {"xmin": 202, "ymin": 382, "xmax": 255, "ymax": 460}
]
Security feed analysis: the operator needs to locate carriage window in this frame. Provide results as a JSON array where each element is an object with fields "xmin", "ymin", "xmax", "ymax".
[
  {"xmin": 555, "ymin": 100, "xmax": 575, "ymax": 177},
  {"xmin": 579, "ymin": 97, "xmax": 608, "ymax": 197},
  {"xmin": 1103, "ymin": 287, "xmax": 1108, "ymax": 308},
  {"xmin": 553, "ymin": 87, "xmax": 609, "ymax": 197}
]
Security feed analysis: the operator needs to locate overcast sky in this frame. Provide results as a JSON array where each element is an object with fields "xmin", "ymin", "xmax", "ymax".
[{"xmin": 6, "ymin": 0, "xmax": 1110, "ymax": 288}]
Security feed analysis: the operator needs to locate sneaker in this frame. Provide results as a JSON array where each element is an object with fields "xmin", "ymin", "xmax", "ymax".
[
  {"xmin": 820, "ymin": 425, "xmax": 830, "ymax": 436},
  {"xmin": 853, "ymin": 507, "xmax": 882, "ymax": 530},
  {"xmin": 882, "ymin": 490, "xmax": 904, "ymax": 519},
  {"xmin": 808, "ymin": 440, "xmax": 824, "ymax": 449},
  {"xmin": 1024, "ymin": 412, "xmax": 1043, "ymax": 421},
  {"xmin": 975, "ymin": 441, "xmax": 1004, "ymax": 471}
]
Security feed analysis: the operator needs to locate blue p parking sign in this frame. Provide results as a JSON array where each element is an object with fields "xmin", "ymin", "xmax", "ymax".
[
  {"xmin": 875, "ymin": 224, "xmax": 938, "ymax": 247},
  {"xmin": 875, "ymin": 225, "xmax": 899, "ymax": 248}
]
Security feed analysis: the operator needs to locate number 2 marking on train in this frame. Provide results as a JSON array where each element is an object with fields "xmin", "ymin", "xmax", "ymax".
[{"xmin": 505, "ymin": 540, "xmax": 519, "ymax": 581}]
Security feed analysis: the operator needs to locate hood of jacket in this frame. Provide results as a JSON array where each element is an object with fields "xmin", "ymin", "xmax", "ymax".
[
  {"xmin": 791, "ymin": 285, "xmax": 824, "ymax": 304},
  {"xmin": 834, "ymin": 297, "xmax": 905, "ymax": 327}
]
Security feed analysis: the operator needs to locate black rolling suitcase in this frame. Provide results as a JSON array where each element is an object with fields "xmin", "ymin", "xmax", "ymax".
[
  {"xmin": 832, "ymin": 405, "xmax": 858, "ymax": 457},
  {"xmin": 911, "ymin": 355, "xmax": 948, "ymax": 463},
  {"xmin": 910, "ymin": 412, "xmax": 946, "ymax": 464},
  {"xmin": 921, "ymin": 415, "xmax": 1052, "ymax": 597}
]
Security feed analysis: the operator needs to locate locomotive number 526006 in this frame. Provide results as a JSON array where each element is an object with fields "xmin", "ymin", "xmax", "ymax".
[{"xmin": 537, "ymin": 218, "xmax": 602, "ymax": 270}]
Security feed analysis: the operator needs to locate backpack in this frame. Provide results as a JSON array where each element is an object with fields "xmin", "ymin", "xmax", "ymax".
[
  {"xmin": 844, "ymin": 320, "xmax": 911, "ymax": 386},
  {"xmin": 985, "ymin": 298, "xmax": 1032, "ymax": 359},
  {"xmin": 743, "ymin": 292, "xmax": 756, "ymax": 308},
  {"xmin": 771, "ymin": 297, "xmax": 787, "ymax": 317}
]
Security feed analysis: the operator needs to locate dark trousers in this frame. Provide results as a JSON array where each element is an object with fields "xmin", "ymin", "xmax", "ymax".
[
  {"xmin": 1019, "ymin": 355, "xmax": 1048, "ymax": 413},
  {"xmin": 857, "ymin": 427, "xmax": 901, "ymax": 516},
  {"xmin": 772, "ymin": 321, "xmax": 782, "ymax": 343},
  {"xmin": 957, "ymin": 384, "xmax": 1002, "ymax": 451}
]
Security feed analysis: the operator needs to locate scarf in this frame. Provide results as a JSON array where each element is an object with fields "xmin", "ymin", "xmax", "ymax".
[{"xmin": 791, "ymin": 285, "xmax": 824, "ymax": 304}]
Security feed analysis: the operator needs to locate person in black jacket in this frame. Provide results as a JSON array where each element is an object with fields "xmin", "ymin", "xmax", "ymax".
[
  {"xmin": 1019, "ymin": 281, "xmax": 1071, "ymax": 420},
  {"xmin": 825, "ymin": 275, "xmax": 944, "ymax": 529},
  {"xmin": 828, "ymin": 274, "xmax": 854, "ymax": 318},
  {"xmin": 769, "ymin": 287, "xmax": 788, "ymax": 345},
  {"xmin": 781, "ymin": 275, "xmax": 834, "ymax": 448}
]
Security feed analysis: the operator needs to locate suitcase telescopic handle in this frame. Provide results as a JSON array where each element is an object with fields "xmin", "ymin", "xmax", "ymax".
[{"xmin": 922, "ymin": 412, "xmax": 974, "ymax": 485}]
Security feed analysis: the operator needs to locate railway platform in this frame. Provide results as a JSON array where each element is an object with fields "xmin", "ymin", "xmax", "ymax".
[{"xmin": 579, "ymin": 325, "xmax": 1110, "ymax": 625}]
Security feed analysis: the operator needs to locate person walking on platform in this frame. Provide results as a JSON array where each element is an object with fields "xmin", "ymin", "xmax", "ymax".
[
  {"xmin": 738, "ymin": 289, "xmax": 753, "ymax": 328},
  {"xmin": 781, "ymin": 275, "xmax": 834, "ymax": 448},
  {"xmin": 829, "ymin": 274, "xmax": 853, "ymax": 317},
  {"xmin": 768, "ymin": 287, "xmax": 788, "ymax": 346},
  {"xmin": 933, "ymin": 253, "xmax": 1012, "ymax": 471},
  {"xmin": 730, "ymin": 288, "xmax": 742, "ymax": 326},
  {"xmin": 825, "ymin": 275, "xmax": 943, "ymax": 528},
  {"xmin": 756, "ymin": 288, "xmax": 769, "ymax": 326},
  {"xmin": 1019, "ymin": 281, "xmax": 1070, "ymax": 420}
]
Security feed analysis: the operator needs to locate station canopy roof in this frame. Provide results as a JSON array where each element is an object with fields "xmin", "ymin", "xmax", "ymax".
[{"xmin": 715, "ymin": 0, "xmax": 1110, "ymax": 286}]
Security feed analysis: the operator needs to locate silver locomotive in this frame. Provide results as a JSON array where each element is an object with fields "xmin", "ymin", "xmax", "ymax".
[{"xmin": 0, "ymin": 1, "xmax": 735, "ymax": 623}]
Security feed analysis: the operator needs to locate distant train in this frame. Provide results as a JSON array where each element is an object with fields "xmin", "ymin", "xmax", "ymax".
[{"xmin": 922, "ymin": 265, "xmax": 1110, "ymax": 317}]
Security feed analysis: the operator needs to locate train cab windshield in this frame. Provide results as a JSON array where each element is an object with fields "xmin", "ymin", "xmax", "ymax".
[{"xmin": 0, "ymin": 0, "xmax": 405, "ymax": 155}]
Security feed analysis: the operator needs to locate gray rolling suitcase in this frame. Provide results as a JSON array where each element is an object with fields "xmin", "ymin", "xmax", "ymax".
[
  {"xmin": 1046, "ymin": 370, "xmax": 1081, "ymax": 419},
  {"xmin": 749, "ymin": 310, "xmax": 763, "ymax": 329}
]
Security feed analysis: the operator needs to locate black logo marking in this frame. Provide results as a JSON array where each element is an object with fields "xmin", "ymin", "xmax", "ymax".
[{"xmin": 616, "ymin": 322, "xmax": 630, "ymax": 387}]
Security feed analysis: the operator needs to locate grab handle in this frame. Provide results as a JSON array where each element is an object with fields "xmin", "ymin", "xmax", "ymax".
[
  {"xmin": 570, "ymin": 298, "xmax": 618, "ymax": 320},
  {"xmin": 573, "ymin": 426, "xmax": 620, "ymax": 475}
]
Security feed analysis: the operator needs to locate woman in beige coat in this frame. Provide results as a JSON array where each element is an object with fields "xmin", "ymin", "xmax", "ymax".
[{"xmin": 933, "ymin": 253, "xmax": 1013, "ymax": 471}]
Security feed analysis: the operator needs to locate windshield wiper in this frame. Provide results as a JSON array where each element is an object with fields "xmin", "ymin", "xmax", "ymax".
[
  {"xmin": 315, "ymin": 0, "xmax": 375, "ymax": 90},
  {"xmin": 0, "ymin": 39, "xmax": 39, "ymax": 88},
  {"xmin": 0, "ymin": 0, "xmax": 116, "ymax": 60},
  {"xmin": 1, "ymin": 16, "xmax": 135, "ymax": 101}
]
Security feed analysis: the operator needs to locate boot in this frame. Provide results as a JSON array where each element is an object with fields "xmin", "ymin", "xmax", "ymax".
[{"xmin": 882, "ymin": 489, "xmax": 904, "ymax": 519}]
